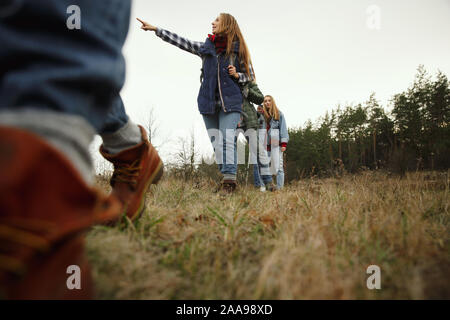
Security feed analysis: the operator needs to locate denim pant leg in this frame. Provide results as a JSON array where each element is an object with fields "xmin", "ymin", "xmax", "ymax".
[
  {"xmin": 253, "ymin": 164, "xmax": 262, "ymax": 187},
  {"xmin": 219, "ymin": 110, "xmax": 240, "ymax": 176},
  {"xmin": 202, "ymin": 110, "xmax": 240, "ymax": 177},
  {"xmin": 277, "ymin": 151, "xmax": 285, "ymax": 189},
  {"xmin": 246, "ymin": 132, "xmax": 261, "ymax": 187},
  {"xmin": 202, "ymin": 112, "xmax": 221, "ymax": 169},
  {"xmin": 256, "ymin": 130, "xmax": 272, "ymax": 184},
  {"xmin": 100, "ymin": 95, "xmax": 129, "ymax": 134},
  {"xmin": 268, "ymin": 147, "xmax": 281, "ymax": 176},
  {"xmin": 0, "ymin": 0, "xmax": 131, "ymax": 133}
]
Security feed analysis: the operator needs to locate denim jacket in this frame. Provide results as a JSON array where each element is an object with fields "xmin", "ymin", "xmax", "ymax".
[{"xmin": 258, "ymin": 111, "xmax": 289, "ymax": 147}]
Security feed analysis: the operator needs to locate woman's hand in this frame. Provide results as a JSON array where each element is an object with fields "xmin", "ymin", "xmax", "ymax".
[
  {"xmin": 136, "ymin": 18, "xmax": 157, "ymax": 32},
  {"xmin": 227, "ymin": 65, "xmax": 239, "ymax": 79}
]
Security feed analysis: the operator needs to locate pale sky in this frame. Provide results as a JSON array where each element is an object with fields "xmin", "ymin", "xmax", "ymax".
[{"xmin": 92, "ymin": 0, "xmax": 450, "ymax": 169}]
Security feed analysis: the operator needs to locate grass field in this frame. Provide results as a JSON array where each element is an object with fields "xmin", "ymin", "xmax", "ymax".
[{"xmin": 87, "ymin": 171, "xmax": 450, "ymax": 299}]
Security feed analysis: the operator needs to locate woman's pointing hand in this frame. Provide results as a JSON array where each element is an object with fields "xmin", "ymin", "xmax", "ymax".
[{"xmin": 136, "ymin": 18, "xmax": 157, "ymax": 32}]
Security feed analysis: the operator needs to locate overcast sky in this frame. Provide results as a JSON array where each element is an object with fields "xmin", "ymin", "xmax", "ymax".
[{"xmin": 92, "ymin": 0, "xmax": 450, "ymax": 168}]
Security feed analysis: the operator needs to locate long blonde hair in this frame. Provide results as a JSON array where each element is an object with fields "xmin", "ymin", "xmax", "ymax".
[
  {"xmin": 217, "ymin": 13, "xmax": 253, "ymax": 78},
  {"xmin": 263, "ymin": 95, "xmax": 280, "ymax": 122}
]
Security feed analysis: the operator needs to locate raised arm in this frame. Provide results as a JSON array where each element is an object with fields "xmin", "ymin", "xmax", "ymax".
[{"xmin": 137, "ymin": 18, "xmax": 204, "ymax": 57}]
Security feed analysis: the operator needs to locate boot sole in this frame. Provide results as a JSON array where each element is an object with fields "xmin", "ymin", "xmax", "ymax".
[{"xmin": 129, "ymin": 160, "xmax": 164, "ymax": 222}]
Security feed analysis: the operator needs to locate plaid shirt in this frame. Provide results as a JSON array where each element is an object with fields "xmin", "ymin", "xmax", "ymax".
[{"xmin": 155, "ymin": 28, "xmax": 255, "ymax": 84}]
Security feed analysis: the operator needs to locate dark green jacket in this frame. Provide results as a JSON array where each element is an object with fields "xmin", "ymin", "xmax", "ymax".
[{"xmin": 240, "ymin": 82, "xmax": 264, "ymax": 130}]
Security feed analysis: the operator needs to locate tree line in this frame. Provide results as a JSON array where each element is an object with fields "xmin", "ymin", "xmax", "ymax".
[{"xmin": 285, "ymin": 65, "xmax": 450, "ymax": 180}]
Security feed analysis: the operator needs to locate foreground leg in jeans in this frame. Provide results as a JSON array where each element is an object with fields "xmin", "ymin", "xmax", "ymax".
[
  {"xmin": 99, "ymin": 96, "xmax": 163, "ymax": 222},
  {"xmin": 0, "ymin": 0, "xmax": 161, "ymax": 299}
]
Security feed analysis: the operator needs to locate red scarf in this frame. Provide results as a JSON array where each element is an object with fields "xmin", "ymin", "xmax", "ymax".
[{"xmin": 208, "ymin": 34, "xmax": 228, "ymax": 54}]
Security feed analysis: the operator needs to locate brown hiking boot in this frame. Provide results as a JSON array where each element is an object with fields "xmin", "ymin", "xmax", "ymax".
[
  {"xmin": 100, "ymin": 125, "xmax": 163, "ymax": 222},
  {"xmin": 220, "ymin": 180, "xmax": 237, "ymax": 193},
  {"xmin": 0, "ymin": 126, "xmax": 122, "ymax": 299},
  {"xmin": 213, "ymin": 180, "xmax": 237, "ymax": 194},
  {"xmin": 265, "ymin": 183, "xmax": 275, "ymax": 192}
]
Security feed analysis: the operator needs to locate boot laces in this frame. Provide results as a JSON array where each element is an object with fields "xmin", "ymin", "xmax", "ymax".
[{"xmin": 112, "ymin": 159, "xmax": 142, "ymax": 189}]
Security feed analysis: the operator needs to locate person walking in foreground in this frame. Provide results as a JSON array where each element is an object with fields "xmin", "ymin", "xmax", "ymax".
[
  {"xmin": 137, "ymin": 13, "xmax": 255, "ymax": 193},
  {"xmin": 262, "ymin": 95, "xmax": 289, "ymax": 190},
  {"xmin": 0, "ymin": 0, "xmax": 162, "ymax": 299}
]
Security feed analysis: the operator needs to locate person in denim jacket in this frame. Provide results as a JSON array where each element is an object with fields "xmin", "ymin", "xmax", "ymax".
[{"xmin": 262, "ymin": 95, "xmax": 289, "ymax": 189}]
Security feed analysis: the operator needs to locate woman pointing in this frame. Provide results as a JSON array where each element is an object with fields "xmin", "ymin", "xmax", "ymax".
[{"xmin": 137, "ymin": 14, "xmax": 255, "ymax": 193}]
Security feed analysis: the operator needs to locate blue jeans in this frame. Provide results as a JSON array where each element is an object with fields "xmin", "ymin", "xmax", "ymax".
[
  {"xmin": 0, "ymin": 0, "xmax": 130, "ymax": 133},
  {"xmin": 277, "ymin": 161, "xmax": 285, "ymax": 189},
  {"xmin": 251, "ymin": 137, "xmax": 272, "ymax": 187},
  {"xmin": 101, "ymin": 96, "xmax": 129, "ymax": 134},
  {"xmin": 253, "ymin": 164, "xmax": 264, "ymax": 187},
  {"xmin": 203, "ymin": 109, "xmax": 241, "ymax": 176},
  {"xmin": 268, "ymin": 149, "xmax": 285, "ymax": 189}
]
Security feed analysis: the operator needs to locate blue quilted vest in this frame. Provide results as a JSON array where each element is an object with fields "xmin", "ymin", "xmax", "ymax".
[{"xmin": 197, "ymin": 38, "xmax": 243, "ymax": 115}]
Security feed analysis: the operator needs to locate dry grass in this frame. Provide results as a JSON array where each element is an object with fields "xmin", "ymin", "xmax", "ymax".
[{"xmin": 87, "ymin": 171, "xmax": 450, "ymax": 299}]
